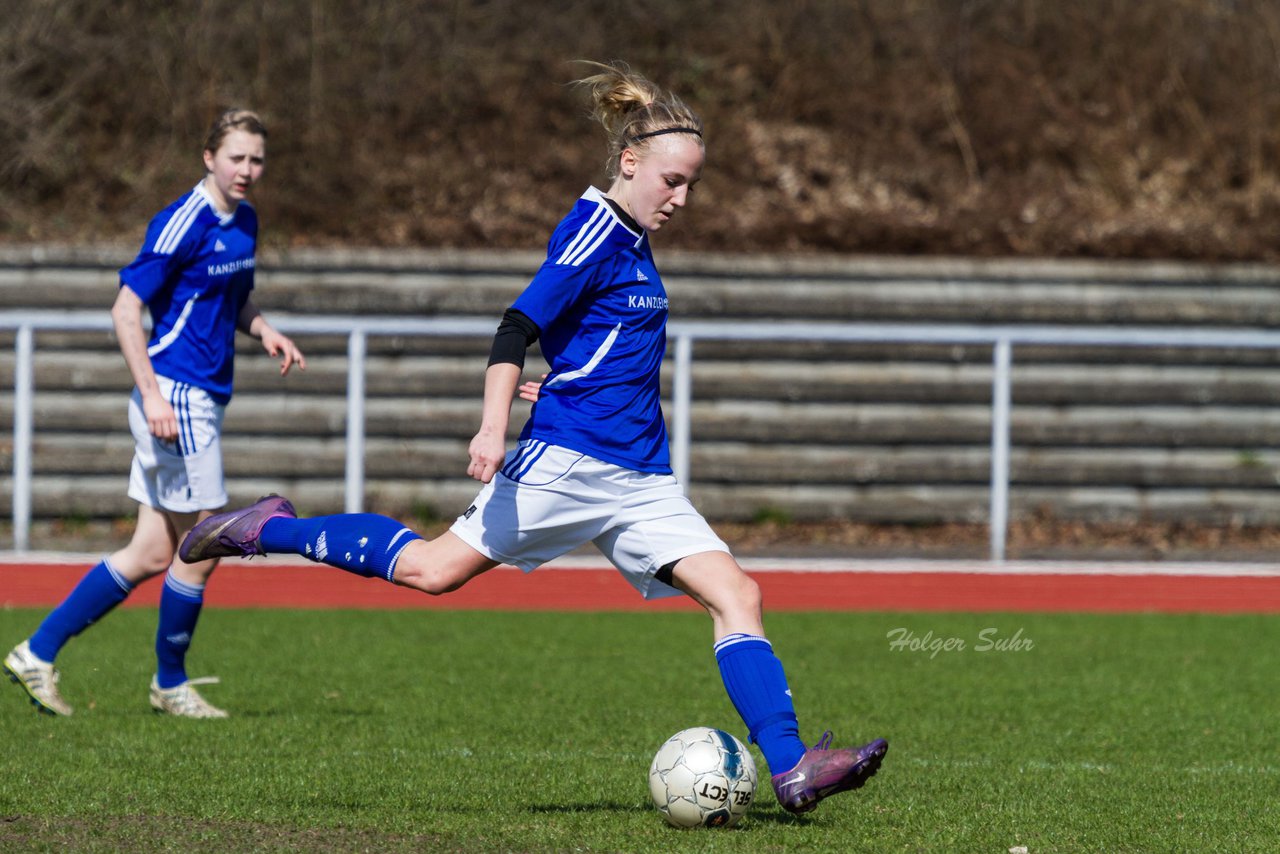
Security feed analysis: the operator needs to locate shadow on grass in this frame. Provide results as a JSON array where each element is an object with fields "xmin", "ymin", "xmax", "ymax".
[
  {"xmin": 526, "ymin": 801, "xmax": 809, "ymax": 827},
  {"xmin": 527, "ymin": 802, "xmax": 641, "ymax": 815}
]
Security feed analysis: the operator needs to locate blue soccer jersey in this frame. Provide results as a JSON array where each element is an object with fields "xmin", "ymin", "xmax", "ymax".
[
  {"xmin": 118, "ymin": 182, "xmax": 257, "ymax": 404},
  {"xmin": 513, "ymin": 186, "xmax": 672, "ymax": 472}
]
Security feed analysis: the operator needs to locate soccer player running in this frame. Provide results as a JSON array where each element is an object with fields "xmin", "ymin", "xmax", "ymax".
[
  {"xmin": 4, "ymin": 109, "xmax": 305, "ymax": 718},
  {"xmin": 181, "ymin": 64, "xmax": 886, "ymax": 812}
]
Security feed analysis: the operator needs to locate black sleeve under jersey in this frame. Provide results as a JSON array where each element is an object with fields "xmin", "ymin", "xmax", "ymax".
[{"xmin": 487, "ymin": 308, "xmax": 541, "ymax": 368}]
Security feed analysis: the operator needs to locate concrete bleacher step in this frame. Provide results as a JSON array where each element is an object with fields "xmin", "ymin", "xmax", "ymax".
[
  {"xmin": 15, "ymin": 329, "xmax": 1280, "ymax": 372},
  {"xmin": 687, "ymin": 401, "xmax": 1280, "ymax": 447},
  {"xmin": 6, "ymin": 250, "xmax": 1280, "ymax": 326},
  {"xmin": 0, "ymin": 352, "xmax": 490, "ymax": 398},
  {"xmin": 7, "ymin": 391, "xmax": 1280, "ymax": 450},
  {"xmin": 10, "ymin": 392, "xmax": 1280, "ymax": 448},
  {"xmin": 690, "ymin": 482, "xmax": 1280, "ymax": 525},
  {"xmin": 10, "ymin": 350, "xmax": 1280, "ymax": 406},
  {"xmin": 690, "ymin": 444, "xmax": 1280, "ymax": 488},
  {"xmin": 17, "ymin": 433, "xmax": 1279, "ymax": 490}
]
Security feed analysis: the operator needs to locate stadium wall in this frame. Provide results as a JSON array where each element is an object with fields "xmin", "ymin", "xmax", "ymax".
[{"xmin": 2, "ymin": 246, "xmax": 1279, "ymax": 546}]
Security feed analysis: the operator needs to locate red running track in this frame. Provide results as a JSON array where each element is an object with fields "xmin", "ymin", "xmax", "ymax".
[{"xmin": 3, "ymin": 560, "xmax": 1280, "ymax": 613}]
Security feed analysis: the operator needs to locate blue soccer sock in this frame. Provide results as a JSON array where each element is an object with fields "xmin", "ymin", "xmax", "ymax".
[
  {"xmin": 155, "ymin": 571, "xmax": 205, "ymax": 689},
  {"xmin": 28, "ymin": 559, "xmax": 134, "ymax": 663},
  {"xmin": 714, "ymin": 633, "xmax": 806, "ymax": 775},
  {"xmin": 259, "ymin": 513, "xmax": 421, "ymax": 582}
]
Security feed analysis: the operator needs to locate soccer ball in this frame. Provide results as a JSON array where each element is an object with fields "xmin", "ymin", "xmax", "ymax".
[{"xmin": 648, "ymin": 726, "xmax": 757, "ymax": 828}]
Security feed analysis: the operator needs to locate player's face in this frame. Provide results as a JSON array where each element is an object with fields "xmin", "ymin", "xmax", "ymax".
[
  {"xmin": 202, "ymin": 129, "xmax": 266, "ymax": 213},
  {"xmin": 616, "ymin": 134, "xmax": 704, "ymax": 233}
]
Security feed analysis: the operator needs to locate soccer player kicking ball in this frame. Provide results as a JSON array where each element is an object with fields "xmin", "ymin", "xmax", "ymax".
[{"xmin": 181, "ymin": 62, "xmax": 886, "ymax": 813}]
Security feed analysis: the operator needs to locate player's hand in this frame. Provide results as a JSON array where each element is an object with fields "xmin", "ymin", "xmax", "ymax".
[
  {"xmin": 261, "ymin": 327, "xmax": 306, "ymax": 376},
  {"xmin": 517, "ymin": 374, "xmax": 547, "ymax": 404},
  {"xmin": 142, "ymin": 393, "xmax": 179, "ymax": 443},
  {"xmin": 467, "ymin": 430, "xmax": 507, "ymax": 484}
]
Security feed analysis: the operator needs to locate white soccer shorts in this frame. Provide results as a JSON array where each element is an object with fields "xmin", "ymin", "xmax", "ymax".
[
  {"xmin": 449, "ymin": 440, "xmax": 730, "ymax": 599},
  {"xmin": 127, "ymin": 376, "xmax": 228, "ymax": 513}
]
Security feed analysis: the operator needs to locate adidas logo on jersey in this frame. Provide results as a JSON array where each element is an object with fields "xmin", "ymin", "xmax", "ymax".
[
  {"xmin": 635, "ymin": 268, "xmax": 649, "ymax": 281},
  {"xmin": 214, "ymin": 239, "xmax": 227, "ymax": 252}
]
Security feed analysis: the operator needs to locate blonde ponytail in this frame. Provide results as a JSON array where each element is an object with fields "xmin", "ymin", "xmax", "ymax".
[{"xmin": 572, "ymin": 61, "xmax": 703, "ymax": 178}]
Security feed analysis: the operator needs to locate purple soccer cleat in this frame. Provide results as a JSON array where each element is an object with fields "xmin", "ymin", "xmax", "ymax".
[
  {"xmin": 771, "ymin": 732, "xmax": 888, "ymax": 815},
  {"xmin": 179, "ymin": 494, "xmax": 297, "ymax": 562}
]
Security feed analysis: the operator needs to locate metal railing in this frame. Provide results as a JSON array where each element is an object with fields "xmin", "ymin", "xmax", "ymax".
[{"xmin": 7, "ymin": 310, "xmax": 1280, "ymax": 559}]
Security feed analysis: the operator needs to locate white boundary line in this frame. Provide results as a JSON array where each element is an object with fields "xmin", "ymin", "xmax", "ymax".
[
  {"xmin": 731, "ymin": 558, "xmax": 1280, "ymax": 577},
  {"xmin": 3, "ymin": 552, "xmax": 1279, "ymax": 578}
]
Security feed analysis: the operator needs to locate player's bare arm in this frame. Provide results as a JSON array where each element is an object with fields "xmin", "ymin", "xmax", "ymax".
[
  {"xmin": 111, "ymin": 284, "xmax": 177, "ymax": 441},
  {"xmin": 468, "ymin": 362, "xmax": 521, "ymax": 483},
  {"xmin": 238, "ymin": 298, "xmax": 306, "ymax": 375}
]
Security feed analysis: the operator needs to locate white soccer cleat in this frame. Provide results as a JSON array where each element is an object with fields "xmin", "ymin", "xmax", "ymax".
[
  {"xmin": 149, "ymin": 676, "xmax": 229, "ymax": 719},
  {"xmin": 4, "ymin": 640, "xmax": 73, "ymax": 716}
]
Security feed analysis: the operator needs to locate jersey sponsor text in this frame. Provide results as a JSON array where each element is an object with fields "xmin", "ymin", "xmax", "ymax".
[
  {"xmin": 207, "ymin": 257, "xmax": 256, "ymax": 277},
  {"xmin": 627, "ymin": 294, "xmax": 668, "ymax": 310}
]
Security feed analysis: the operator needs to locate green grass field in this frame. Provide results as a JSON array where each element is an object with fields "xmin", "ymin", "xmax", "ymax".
[{"xmin": 0, "ymin": 608, "xmax": 1276, "ymax": 852}]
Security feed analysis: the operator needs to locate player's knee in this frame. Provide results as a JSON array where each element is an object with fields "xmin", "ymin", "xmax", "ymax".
[
  {"xmin": 734, "ymin": 571, "xmax": 763, "ymax": 615},
  {"xmin": 709, "ymin": 565, "xmax": 763, "ymax": 625},
  {"xmin": 128, "ymin": 544, "xmax": 178, "ymax": 576},
  {"xmin": 702, "ymin": 566, "xmax": 763, "ymax": 623}
]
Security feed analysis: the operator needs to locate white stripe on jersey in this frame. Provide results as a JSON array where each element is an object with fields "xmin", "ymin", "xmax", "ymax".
[
  {"xmin": 147, "ymin": 294, "xmax": 199, "ymax": 358},
  {"xmin": 556, "ymin": 203, "xmax": 611, "ymax": 266},
  {"xmin": 152, "ymin": 195, "xmax": 194, "ymax": 253},
  {"xmin": 543, "ymin": 323, "xmax": 622, "ymax": 388},
  {"xmin": 154, "ymin": 182, "xmax": 221, "ymax": 254},
  {"xmin": 153, "ymin": 190, "xmax": 208, "ymax": 255},
  {"xmin": 555, "ymin": 187, "xmax": 645, "ymax": 266}
]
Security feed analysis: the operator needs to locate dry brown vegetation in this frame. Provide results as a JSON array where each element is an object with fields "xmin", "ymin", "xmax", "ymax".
[{"xmin": 5, "ymin": 0, "xmax": 1280, "ymax": 259}]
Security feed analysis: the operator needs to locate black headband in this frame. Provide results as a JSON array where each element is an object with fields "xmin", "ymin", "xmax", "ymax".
[{"xmin": 631, "ymin": 126, "xmax": 703, "ymax": 142}]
